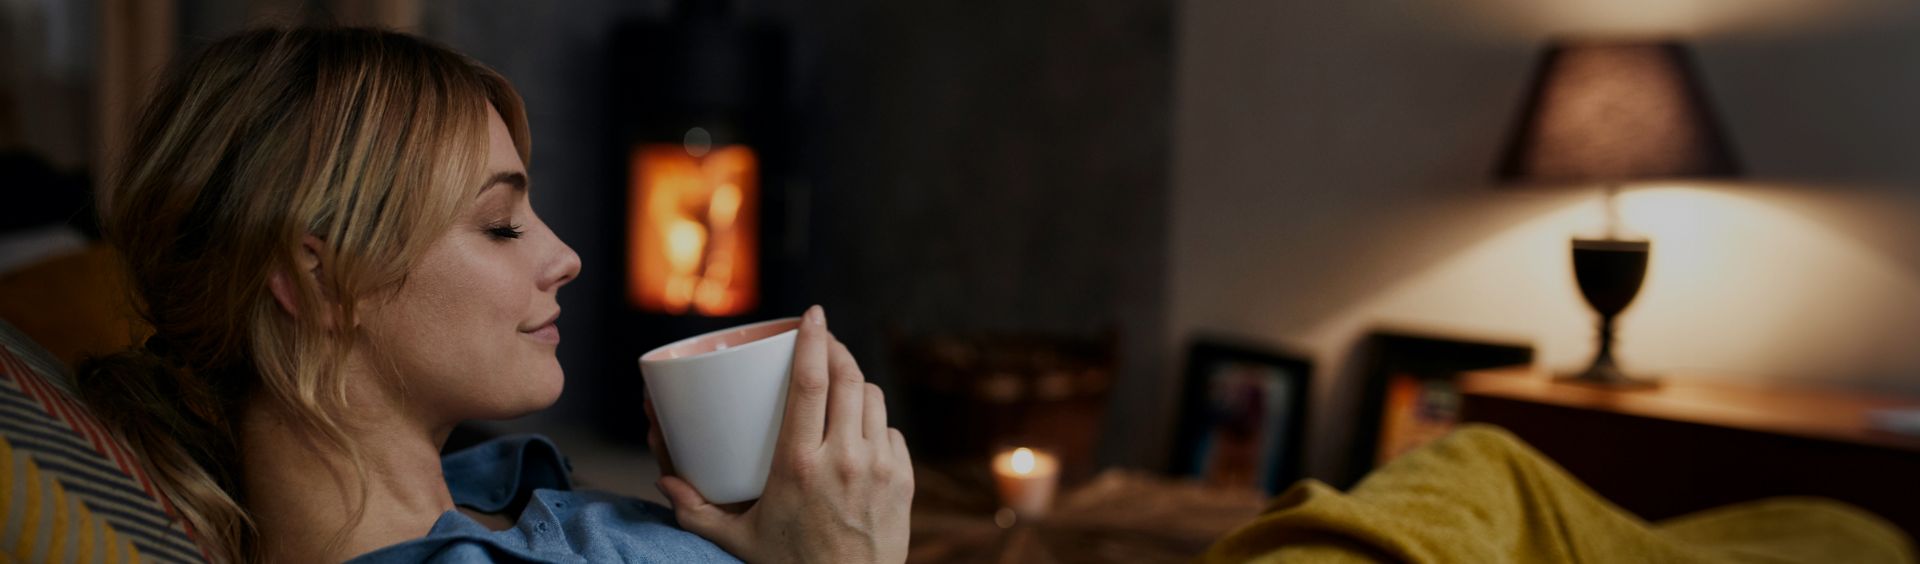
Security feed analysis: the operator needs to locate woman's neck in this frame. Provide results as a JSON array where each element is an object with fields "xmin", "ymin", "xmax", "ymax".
[{"xmin": 239, "ymin": 390, "xmax": 457, "ymax": 561}]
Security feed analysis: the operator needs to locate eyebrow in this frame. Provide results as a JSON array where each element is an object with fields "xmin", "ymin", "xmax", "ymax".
[{"xmin": 478, "ymin": 171, "xmax": 528, "ymax": 197}]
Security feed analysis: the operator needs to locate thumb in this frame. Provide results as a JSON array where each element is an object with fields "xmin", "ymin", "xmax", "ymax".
[{"xmin": 657, "ymin": 476, "xmax": 740, "ymax": 545}]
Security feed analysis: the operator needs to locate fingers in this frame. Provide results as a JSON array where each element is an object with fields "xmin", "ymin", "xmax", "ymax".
[
  {"xmin": 657, "ymin": 476, "xmax": 741, "ymax": 548},
  {"xmin": 862, "ymin": 383, "xmax": 887, "ymax": 442},
  {"xmin": 826, "ymin": 339, "xmax": 867, "ymax": 443},
  {"xmin": 779, "ymin": 306, "xmax": 832, "ymax": 453}
]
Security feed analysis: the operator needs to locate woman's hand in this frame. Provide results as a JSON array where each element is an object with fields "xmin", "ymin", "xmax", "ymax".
[{"xmin": 657, "ymin": 306, "xmax": 914, "ymax": 564}]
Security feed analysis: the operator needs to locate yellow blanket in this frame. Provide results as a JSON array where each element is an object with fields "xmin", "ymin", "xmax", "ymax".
[{"xmin": 1201, "ymin": 425, "xmax": 1916, "ymax": 563}]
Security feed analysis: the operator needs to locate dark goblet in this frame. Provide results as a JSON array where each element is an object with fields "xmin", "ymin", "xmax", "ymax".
[{"xmin": 1566, "ymin": 238, "xmax": 1656, "ymax": 387}]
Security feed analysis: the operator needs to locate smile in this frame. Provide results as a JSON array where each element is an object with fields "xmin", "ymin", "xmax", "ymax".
[{"xmin": 521, "ymin": 311, "xmax": 561, "ymax": 345}]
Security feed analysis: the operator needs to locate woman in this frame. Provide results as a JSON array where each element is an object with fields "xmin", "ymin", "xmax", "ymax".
[{"xmin": 78, "ymin": 27, "xmax": 912, "ymax": 563}]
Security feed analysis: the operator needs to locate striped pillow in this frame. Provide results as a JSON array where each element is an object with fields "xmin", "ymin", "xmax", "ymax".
[{"xmin": 0, "ymin": 320, "xmax": 207, "ymax": 563}]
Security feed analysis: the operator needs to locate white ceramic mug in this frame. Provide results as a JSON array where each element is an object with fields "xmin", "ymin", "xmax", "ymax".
[{"xmin": 639, "ymin": 317, "xmax": 800, "ymax": 503}]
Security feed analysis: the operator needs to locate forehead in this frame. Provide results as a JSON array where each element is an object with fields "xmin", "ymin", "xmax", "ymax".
[{"xmin": 484, "ymin": 105, "xmax": 524, "ymax": 173}]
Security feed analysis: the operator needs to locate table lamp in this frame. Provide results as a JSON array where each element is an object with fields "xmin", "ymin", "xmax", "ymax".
[{"xmin": 1496, "ymin": 40, "xmax": 1740, "ymax": 387}]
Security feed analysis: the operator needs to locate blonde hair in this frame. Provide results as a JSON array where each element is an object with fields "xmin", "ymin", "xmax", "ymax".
[{"xmin": 77, "ymin": 27, "xmax": 530, "ymax": 562}]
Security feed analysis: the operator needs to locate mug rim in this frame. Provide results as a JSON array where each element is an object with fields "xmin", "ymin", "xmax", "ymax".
[{"xmin": 639, "ymin": 316, "xmax": 802, "ymax": 366}]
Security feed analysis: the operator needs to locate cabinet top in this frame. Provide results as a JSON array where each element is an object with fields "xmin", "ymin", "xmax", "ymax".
[{"xmin": 1460, "ymin": 368, "xmax": 1920, "ymax": 453}]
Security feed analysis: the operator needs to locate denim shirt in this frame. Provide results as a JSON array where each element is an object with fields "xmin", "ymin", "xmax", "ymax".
[{"xmin": 348, "ymin": 435, "xmax": 741, "ymax": 563}]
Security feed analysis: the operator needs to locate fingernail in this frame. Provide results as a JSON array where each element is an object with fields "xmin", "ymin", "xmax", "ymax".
[{"xmin": 806, "ymin": 305, "xmax": 825, "ymax": 325}]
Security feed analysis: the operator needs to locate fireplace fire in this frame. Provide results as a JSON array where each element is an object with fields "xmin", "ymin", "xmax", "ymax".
[{"xmin": 627, "ymin": 141, "xmax": 759, "ymax": 316}]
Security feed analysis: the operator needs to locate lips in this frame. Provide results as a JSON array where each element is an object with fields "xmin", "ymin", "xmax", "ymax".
[{"xmin": 521, "ymin": 310, "xmax": 561, "ymax": 345}]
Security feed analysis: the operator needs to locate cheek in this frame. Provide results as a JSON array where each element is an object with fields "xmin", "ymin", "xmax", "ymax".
[
  {"xmin": 363, "ymin": 241, "xmax": 545, "ymax": 414},
  {"xmin": 419, "ymin": 250, "xmax": 529, "ymax": 367},
  {"xmin": 366, "ymin": 269, "xmax": 485, "ymax": 377}
]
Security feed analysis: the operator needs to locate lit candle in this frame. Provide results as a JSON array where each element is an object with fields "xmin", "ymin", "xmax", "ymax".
[{"xmin": 991, "ymin": 447, "xmax": 1059, "ymax": 522}]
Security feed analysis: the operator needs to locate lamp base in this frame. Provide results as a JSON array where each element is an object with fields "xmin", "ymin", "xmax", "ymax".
[{"xmin": 1557, "ymin": 363, "xmax": 1660, "ymax": 389}]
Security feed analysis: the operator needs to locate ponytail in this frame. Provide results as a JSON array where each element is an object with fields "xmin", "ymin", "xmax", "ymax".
[{"xmin": 77, "ymin": 335, "xmax": 253, "ymax": 562}]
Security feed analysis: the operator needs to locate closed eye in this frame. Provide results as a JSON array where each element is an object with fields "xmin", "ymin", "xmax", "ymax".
[{"xmin": 486, "ymin": 223, "xmax": 525, "ymax": 240}]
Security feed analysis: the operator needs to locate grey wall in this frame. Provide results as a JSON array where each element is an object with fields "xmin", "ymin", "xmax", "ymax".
[
  {"xmin": 786, "ymin": 0, "xmax": 1173, "ymax": 467},
  {"xmin": 1171, "ymin": 0, "xmax": 1920, "ymax": 482}
]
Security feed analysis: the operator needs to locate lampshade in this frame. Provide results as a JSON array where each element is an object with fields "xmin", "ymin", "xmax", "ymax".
[{"xmin": 1497, "ymin": 41, "xmax": 1739, "ymax": 184}]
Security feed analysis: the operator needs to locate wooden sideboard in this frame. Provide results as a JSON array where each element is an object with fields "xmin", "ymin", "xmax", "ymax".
[{"xmin": 1458, "ymin": 368, "xmax": 1920, "ymax": 537}]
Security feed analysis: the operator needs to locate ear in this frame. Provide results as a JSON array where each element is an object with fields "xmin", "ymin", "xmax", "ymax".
[{"xmin": 267, "ymin": 235, "xmax": 336, "ymax": 328}]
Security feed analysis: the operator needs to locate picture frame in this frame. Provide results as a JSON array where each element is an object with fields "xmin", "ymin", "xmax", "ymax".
[
  {"xmin": 1168, "ymin": 338, "xmax": 1312, "ymax": 495},
  {"xmin": 1340, "ymin": 330, "xmax": 1533, "ymax": 488}
]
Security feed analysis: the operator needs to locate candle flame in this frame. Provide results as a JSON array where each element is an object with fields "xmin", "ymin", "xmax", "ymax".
[{"xmin": 1011, "ymin": 447, "xmax": 1036, "ymax": 475}]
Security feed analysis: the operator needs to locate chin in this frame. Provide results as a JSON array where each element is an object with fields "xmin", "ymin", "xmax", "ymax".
[
  {"xmin": 520, "ymin": 363, "xmax": 566, "ymax": 412},
  {"xmin": 481, "ymin": 362, "xmax": 565, "ymax": 419}
]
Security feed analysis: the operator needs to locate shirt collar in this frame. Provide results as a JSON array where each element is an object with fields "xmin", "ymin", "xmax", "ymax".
[{"xmin": 441, "ymin": 434, "xmax": 574, "ymax": 514}]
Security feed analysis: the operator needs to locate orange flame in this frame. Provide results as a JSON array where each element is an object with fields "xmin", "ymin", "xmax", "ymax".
[{"xmin": 628, "ymin": 144, "xmax": 758, "ymax": 316}]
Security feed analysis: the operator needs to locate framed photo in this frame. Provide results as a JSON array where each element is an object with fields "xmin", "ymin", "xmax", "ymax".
[
  {"xmin": 1340, "ymin": 330, "xmax": 1532, "ymax": 488},
  {"xmin": 1169, "ymin": 339, "xmax": 1311, "ymax": 495}
]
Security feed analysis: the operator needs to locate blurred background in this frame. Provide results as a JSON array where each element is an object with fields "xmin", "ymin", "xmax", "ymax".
[{"xmin": 7, "ymin": 0, "xmax": 1920, "ymax": 560}]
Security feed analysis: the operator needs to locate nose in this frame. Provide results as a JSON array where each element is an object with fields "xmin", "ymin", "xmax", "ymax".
[{"xmin": 540, "ymin": 224, "xmax": 582, "ymax": 293}]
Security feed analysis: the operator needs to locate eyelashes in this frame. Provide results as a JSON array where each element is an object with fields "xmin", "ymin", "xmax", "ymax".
[{"xmin": 486, "ymin": 223, "xmax": 525, "ymax": 240}]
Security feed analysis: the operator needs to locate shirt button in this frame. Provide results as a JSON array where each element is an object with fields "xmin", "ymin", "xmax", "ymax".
[{"xmin": 536, "ymin": 522, "xmax": 549, "ymax": 532}]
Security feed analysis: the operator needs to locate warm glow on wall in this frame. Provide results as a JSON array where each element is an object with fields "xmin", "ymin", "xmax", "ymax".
[
  {"xmin": 1443, "ymin": 0, "xmax": 1906, "ymax": 38},
  {"xmin": 1308, "ymin": 185, "xmax": 1920, "ymax": 386},
  {"xmin": 1607, "ymin": 186, "xmax": 1915, "ymax": 377},
  {"xmin": 628, "ymin": 144, "xmax": 759, "ymax": 316}
]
